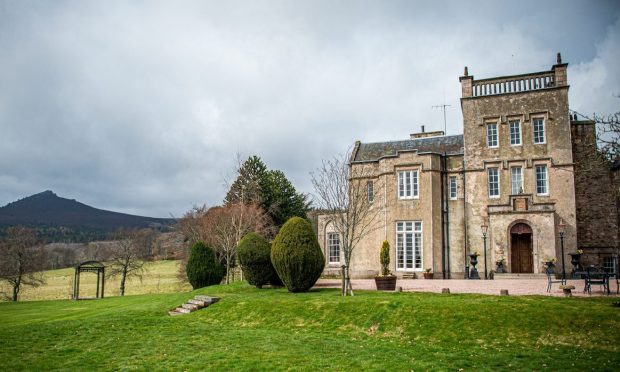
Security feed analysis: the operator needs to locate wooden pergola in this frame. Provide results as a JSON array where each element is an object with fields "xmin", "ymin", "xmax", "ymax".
[{"xmin": 72, "ymin": 261, "xmax": 105, "ymax": 300}]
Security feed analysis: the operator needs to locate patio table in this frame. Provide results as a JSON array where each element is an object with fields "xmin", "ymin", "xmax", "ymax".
[{"xmin": 574, "ymin": 270, "xmax": 611, "ymax": 295}]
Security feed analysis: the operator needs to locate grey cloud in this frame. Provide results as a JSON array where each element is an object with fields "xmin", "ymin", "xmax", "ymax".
[{"xmin": 0, "ymin": 0, "xmax": 618, "ymax": 217}]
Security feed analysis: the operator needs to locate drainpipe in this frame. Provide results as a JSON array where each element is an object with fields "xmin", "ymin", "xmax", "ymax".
[
  {"xmin": 442, "ymin": 153, "xmax": 451, "ymax": 279},
  {"xmin": 463, "ymin": 159, "xmax": 469, "ymax": 279},
  {"xmin": 440, "ymin": 155, "xmax": 446, "ymax": 279}
]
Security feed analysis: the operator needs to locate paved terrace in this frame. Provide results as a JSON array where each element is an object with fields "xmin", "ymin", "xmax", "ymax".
[{"xmin": 315, "ymin": 278, "xmax": 620, "ymax": 297}]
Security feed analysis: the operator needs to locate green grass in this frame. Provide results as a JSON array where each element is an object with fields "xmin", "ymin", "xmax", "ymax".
[{"xmin": 0, "ymin": 283, "xmax": 618, "ymax": 370}]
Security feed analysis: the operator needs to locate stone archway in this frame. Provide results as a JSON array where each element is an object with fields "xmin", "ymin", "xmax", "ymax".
[{"xmin": 510, "ymin": 223, "xmax": 533, "ymax": 273}]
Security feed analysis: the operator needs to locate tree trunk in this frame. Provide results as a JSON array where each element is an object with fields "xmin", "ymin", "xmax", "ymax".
[
  {"xmin": 226, "ymin": 258, "xmax": 230, "ymax": 285},
  {"xmin": 119, "ymin": 270, "xmax": 127, "ymax": 296},
  {"xmin": 12, "ymin": 280, "xmax": 19, "ymax": 302}
]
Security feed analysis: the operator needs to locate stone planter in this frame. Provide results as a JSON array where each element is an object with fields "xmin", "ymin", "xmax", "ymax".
[
  {"xmin": 423, "ymin": 272, "xmax": 434, "ymax": 279},
  {"xmin": 374, "ymin": 276, "xmax": 397, "ymax": 291}
]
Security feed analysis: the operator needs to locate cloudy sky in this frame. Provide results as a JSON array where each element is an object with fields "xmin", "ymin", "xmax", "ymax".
[{"xmin": 1, "ymin": 0, "xmax": 619, "ymax": 217}]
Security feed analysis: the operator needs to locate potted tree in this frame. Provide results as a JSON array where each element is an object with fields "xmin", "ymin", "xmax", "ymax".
[
  {"xmin": 374, "ymin": 240, "xmax": 397, "ymax": 291},
  {"xmin": 423, "ymin": 268, "xmax": 434, "ymax": 279}
]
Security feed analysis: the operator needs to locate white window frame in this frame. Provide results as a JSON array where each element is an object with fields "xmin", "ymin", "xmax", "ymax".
[
  {"xmin": 327, "ymin": 232, "xmax": 341, "ymax": 264},
  {"xmin": 398, "ymin": 170, "xmax": 419, "ymax": 199},
  {"xmin": 509, "ymin": 120, "xmax": 522, "ymax": 146},
  {"xmin": 486, "ymin": 123, "xmax": 498, "ymax": 148},
  {"xmin": 487, "ymin": 167, "xmax": 500, "ymax": 198},
  {"xmin": 533, "ymin": 117, "xmax": 546, "ymax": 144},
  {"xmin": 603, "ymin": 257, "xmax": 617, "ymax": 274},
  {"xmin": 510, "ymin": 166, "xmax": 523, "ymax": 195},
  {"xmin": 367, "ymin": 180, "xmax": 374, "ymax": 203},
  {"xmin": 395, "ymin": 221, "xmax": 422, "ymax": 271},
  {"xmin": 449, "ymin": 176, "xmax": 457, "ymax": 200},
  {"xmin": 535, "ymin": 165, "xmax": 549, "ymax": 196}
]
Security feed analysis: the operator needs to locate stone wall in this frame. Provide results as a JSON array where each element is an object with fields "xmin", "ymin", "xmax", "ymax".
[{"xmin": 571, "ymin": 120, "xmax": 619, "ymax": 264}]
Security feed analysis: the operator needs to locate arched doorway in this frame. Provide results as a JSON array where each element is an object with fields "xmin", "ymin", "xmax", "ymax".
[{"xmin": 510, "ymin": 223, "xmax": 533, "ymax": 273}]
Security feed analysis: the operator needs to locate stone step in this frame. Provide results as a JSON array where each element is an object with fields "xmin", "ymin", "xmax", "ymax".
[
  {"xmin": 182, "ymin": 303, "xmax": 200, "ymax": 311},
  {"xmin": 187, "ymin": 299, "xmax": 208, "ymax": 307},
  {"xmin": 194, "ymin": 295, "xmax": 219, "ymax": 304},
  {"xmin": 494, "ymin": 273, "xmax": 546, "ymax": 280},
  {"xmin": 168, "ymin": 296, "xmax": 220, "ymax": 316}
]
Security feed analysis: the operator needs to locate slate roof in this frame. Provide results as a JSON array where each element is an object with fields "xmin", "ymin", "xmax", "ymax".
[{"xmin": 352, "ymin": 134, "xmax": 464, "ymax": 163}]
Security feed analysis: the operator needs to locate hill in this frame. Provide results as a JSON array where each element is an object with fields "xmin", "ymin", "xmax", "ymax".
[{"xmin": 0, "ymin": 191, "xmax": 175, "ymax": 242}]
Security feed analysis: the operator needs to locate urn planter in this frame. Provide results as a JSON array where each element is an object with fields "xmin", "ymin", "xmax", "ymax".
[
  {"xmin": 469, "ymin": 254, "xmax": 480, "ymax": 279},
  {"xmin": 495, "ymin": 262, "xmax": 506, "ymax": 273},
  {"xmin": 569, "ymin": 253, "xmax": 582, "ymax": 274},
  {"xmin": 374, "ymin": 275, "xmax": 397, "ymax": 291}
]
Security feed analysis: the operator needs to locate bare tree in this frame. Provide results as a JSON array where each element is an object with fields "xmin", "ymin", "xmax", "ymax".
[
  {"xmin": 204, "ymin": 203, "xmax": 275, "ymax": 284},
  {"xmin": 176, "ymin": 204, "xmax": 211, "ymax": 246},
  {"xmin": 0, "ymin": 226, "xmax": 46, "ymax": 301},
  {"xmin": 573, "ymin": 105, "xmax": 620, "ymax": 163},
  {"xmin": 107, "ymin": 230, "xmax": 148, "ymax": 296},
  {"xmin": 311, "ymin": 152, "xmax": 383, "ymax": 296}
]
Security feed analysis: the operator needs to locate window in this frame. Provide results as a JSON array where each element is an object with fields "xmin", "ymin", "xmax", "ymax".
[
  {"xmin": 367, "ymin": 181, "xmax": 374, "ymax": 203},
  {"xmin": 533, "ymin": 118, "xmax": 546, "ymax": 144},
  {"xmin": 510, "ymin": 167, "xmax": 523, "ymax": 195},
  {"xmin": 487, "ymin": 167, "xmax": 500, "ymax": 198},
  {"xmin": 486, "ymin": 123, "xmax": 498, "ymax": 148},
  {"xmin": 449, "ymin": 176, "xmax": 457, "ymax": 199},
  {"xmin": 535, "ymin": 165, "xmax": 548, "ymax": 195},
  {"xmin": 398, "ymin": 170, "xmax": 419, "ymax": 199},
  {"xmin": 603, "ymin": 257, "xmax": 617, "ymax": 274},
  {"xmin": 396, "ymin": 221, "xmax": 422, "ymax": 271},
  {"xmin": 509, "ymin": 120, "xmax": 521, "ymax": 145},
  {"xmin": 327, "ymin": 233, "xmax": 340, "ymax": 263}
]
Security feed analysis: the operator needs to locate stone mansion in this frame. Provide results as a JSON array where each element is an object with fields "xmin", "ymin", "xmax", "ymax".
[{"xmin": 318, "ymin": 54, "xmax": 619, "ymax": 279}]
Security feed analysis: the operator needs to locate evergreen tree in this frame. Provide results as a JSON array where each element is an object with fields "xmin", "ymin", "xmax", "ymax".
[
  {"xmin": 224, "ymin": 156, "xmax": 311, "ymax": 228},
  {"xmin": 262, "ymin": 170, "xmax": 311, "ymax": 227},
  {"xmin": 224, "ymin": 155, "xmax": 268, "ymax": 206}
]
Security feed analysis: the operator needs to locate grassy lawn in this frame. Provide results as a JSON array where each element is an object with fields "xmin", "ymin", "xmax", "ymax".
[
  {"xmin": 0, "ymin": 260, "xmax": 191, "ymax": 301},
  {"xmin": 0, "ymin": 283, "xmax": 618, "ymax": 370}
]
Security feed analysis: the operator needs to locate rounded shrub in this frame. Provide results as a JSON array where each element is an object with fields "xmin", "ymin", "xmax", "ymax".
[
  {"xmin": 186, "ymin": 241, "xmax": 224, "ymax": 289},
  {"xmin": 237, "ymin": 232, "xmax": 281, "ymax": 288},
  {"xmin": 270, "ymin": 217, "xmax": 325, "ymax": 292}
]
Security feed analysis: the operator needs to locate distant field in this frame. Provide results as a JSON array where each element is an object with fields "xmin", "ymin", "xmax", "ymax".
[{"xmin": 0, "ymin": 260, "xmax": 192, "ymax": 301}]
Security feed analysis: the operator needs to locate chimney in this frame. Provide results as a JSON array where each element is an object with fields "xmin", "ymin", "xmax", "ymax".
[{"xmin": 410, "ymin": 129, "xmax": 445, "ymax": 139}]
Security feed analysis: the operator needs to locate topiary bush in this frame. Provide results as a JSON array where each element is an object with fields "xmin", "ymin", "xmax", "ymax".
[
  {"xmin": 186, "ymin": 241, "xmax": 225, "ymax": 289},
  {"xmin": 237, "ymin": 232, "xmax": 281, "ymax": 288},
  {"xmin": 270, "ymin": 217, "xmax": 325, "ymax": 292}
]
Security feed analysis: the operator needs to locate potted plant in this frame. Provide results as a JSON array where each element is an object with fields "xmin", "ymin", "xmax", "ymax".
[
  {"xmin": 495, "ymin": 258, "xmax": 506, "ymax": 273},
  {"xmin": 374, "ymin": 240, "xmax": 397, "ymax": 291},
  {"xmin": 423, "ymin": 268, "xmax": 433, "ymax": 279},
  {"xmin": 544, "ymin": 257, "xmax": 556, "ymax": 268},
  {"xmin": 569, "ymin": 249, "xmax": 583, "ymax": 272}
]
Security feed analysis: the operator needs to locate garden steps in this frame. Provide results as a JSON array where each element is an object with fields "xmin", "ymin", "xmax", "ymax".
[
  {"xmin": 494, "ymin": 273, "xmax": 546, "ymax": 280},
  {"xmin": 168, "ymin": 295, "xmax": 220, "ymax": 316}
]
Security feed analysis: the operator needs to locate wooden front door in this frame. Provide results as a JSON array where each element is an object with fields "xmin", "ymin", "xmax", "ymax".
[{"xmin": 510, "ymin": 223, "xmax": 533, "ymax": 273}]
